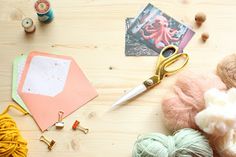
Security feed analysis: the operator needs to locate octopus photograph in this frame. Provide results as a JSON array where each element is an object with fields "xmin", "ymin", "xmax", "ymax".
[
  {"xmin": 125, "ymin": 18, "xmax": 158, "ymax": 56},
  {"xmin": 127, "ymin": 3, "xmax": 195, "ymax": 55}
]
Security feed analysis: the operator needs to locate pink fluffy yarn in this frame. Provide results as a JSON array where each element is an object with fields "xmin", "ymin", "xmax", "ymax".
[{"xmin": 162, "ymin": 72, "xmax": 227, "ymax": 132}]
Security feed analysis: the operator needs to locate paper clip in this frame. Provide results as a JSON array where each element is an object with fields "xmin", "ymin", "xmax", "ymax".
[
  {"xmin": 55, "ymin": 111, "xmax": 64, "ymax": 129},
  {"xmin": 39, "ymin": 135, "xmax": 55, "ymax": 150},
  {"xmin": 72, "ymin": 120, "xmax": 89, "ymax": 134}
]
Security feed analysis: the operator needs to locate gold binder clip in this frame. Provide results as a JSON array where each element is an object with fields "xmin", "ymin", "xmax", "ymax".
[
  {"xmin": 72, "ymin": 120, "xmax": 89, "ymax": 134},
  {"xmin": 40, "ymin": 135, "xmax": 56, "ymax": 150},
  {"xmin": 55, "ymin": 111, "xmax": 64, "ymax": 129}
]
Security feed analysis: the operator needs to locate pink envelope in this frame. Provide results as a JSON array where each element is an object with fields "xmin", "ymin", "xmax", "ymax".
[{"xmin": 18, "ymin": 52, "xmax": 98, "ymax": 131}]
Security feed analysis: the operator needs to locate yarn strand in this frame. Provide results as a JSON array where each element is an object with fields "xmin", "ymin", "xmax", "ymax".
[
  {"xmin": 132, "ymin": 128, "xmax": 213, "ymax": 157},
  {"xmin": 0, "ymin": 104, "xmax": 28, "ymax": 157}
]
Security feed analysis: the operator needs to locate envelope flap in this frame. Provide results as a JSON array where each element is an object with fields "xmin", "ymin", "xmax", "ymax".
[{"xmin": 18, "ymin": 52, "xmax": 98, "ymax": 131}]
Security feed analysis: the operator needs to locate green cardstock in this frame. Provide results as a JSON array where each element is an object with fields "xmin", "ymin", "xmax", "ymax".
[{"xmin": 12, "ymin": 55, "xmax": 30, "ymax": 113}]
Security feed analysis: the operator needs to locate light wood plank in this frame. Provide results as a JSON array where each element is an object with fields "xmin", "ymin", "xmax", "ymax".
[{"xmin": 0, "ymin": 0, "xmax": 235, "ymax": 156}]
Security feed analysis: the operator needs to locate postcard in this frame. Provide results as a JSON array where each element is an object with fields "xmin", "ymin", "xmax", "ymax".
[
  {"xmin": 127, "ymin": 3, "xmax": 195, "ymax": 54},
  {"xmin": 125, "ymin": 18, "xmax": 157, "ymax": 56}
]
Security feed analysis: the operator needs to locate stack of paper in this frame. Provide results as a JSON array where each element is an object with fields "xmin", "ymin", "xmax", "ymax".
[
  {"xmin": 125, "ymin": 3, "xmax": 195, "ymax": 56},
  {"xmin": 12, "ymin": 52, "xmax": 98, "ymax": 131}
]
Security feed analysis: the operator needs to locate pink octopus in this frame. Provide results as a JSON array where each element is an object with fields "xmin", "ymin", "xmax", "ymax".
[{"xmin": 140, "ymin": 15, "xmax": 179, "ymax": 49}]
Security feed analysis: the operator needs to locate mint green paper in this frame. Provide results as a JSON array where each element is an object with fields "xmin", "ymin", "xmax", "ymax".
[{"xmin": 12, "ymin": 55, "xmax": 30, "ymax": 113}]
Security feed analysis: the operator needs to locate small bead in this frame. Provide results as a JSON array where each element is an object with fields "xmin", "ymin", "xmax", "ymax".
[
  {"xmin": 195, "ymin": 12, "xmax": 206, "ymax": 26},
  {"xmin": 201, "ymin": 32, "xmax": 209, "ymax": 42}
]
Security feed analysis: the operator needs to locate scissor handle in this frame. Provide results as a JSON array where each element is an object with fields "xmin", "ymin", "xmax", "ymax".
[
  {"xmin": 160, "ymin": 53, "xmax": 189, "ymax": 77},
  {"xmin": 159, "ymin": 45, "xmax": 179, "ymax": 61},
  {"xmin": 143, "ymin": 53, "xmax": 188, "ymax": 89},
  {"xmin": 155, "ymin": 45, "xmax": 179, "ymax": 75}
]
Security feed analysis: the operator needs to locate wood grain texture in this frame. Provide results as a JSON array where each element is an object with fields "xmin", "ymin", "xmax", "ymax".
[{"xmin": 0, "ymin": 0, "xmax": 235, "ymax": 156}]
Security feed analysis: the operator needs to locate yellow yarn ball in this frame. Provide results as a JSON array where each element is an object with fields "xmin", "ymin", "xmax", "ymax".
[{"xmin": 0, "ymin": 105, "xmax": 28, "ymax": 157}]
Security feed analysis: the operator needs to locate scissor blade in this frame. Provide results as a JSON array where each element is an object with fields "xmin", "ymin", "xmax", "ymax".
[{"xmin": 110, "ymin": 84, "xmax": 147, "ymax": 110}]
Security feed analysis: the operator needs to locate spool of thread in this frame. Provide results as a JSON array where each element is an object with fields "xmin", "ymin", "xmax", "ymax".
[
  {"xmin": 161, "ymin": 72, "xmax": 227, "ymax": 132},
  {"xmin": 132, "ymin": 128, "xmax": 213, "ymax": 157},
  {"xmin": 217, "ymin": 53, "xmax": 236, "ymax": 88},
  {"xmin": 21, "ymin": 18, "xmax": 36, "ymax": 33},
  {"xmin": 0, "ymin": 104, "xmax": 28, "ymax": 157},
  {"xmin": 34, "ymin": 0, "xmax": 54, "ymax": 23}
]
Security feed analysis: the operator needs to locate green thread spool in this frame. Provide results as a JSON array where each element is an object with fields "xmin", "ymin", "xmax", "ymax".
[{"xmin": 132, "ymin": 128, "xmax": 213, "ymax": 157}]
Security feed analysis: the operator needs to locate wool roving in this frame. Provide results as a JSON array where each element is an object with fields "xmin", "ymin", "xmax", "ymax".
[
  {"xmin": 162, "ymin": 72, "xmax": 226, "ymax": 132},
  {"xmin": 195, "ymin": 88, "xmax": 236, "ymax": 136},
  {"xmin": 217, "ymin": 53, "xmax": 236, "ymax": 88},
  {"xmin": 195, "ymin": 88, "xmax": 236, "ymax": 157}
]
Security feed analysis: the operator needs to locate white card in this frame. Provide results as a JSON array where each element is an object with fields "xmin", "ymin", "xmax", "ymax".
[{"xmin": 22, "ymin": 56, "xmax": 71, "ymax": 97}]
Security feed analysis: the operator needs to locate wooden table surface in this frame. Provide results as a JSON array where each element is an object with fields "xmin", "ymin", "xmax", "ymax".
[{"xmin": 0, "ymin": 0, "xmax": 236, "ymax": 156}]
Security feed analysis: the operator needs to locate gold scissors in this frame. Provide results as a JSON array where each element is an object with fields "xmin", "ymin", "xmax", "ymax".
[{"xmin": 111, "ymin": 45, "xmax": 189, "ymax": 110}]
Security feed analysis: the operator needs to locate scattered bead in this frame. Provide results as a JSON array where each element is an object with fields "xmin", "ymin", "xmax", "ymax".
[
  {"xmin": 201, "ymin": 32, "xmax": 209, "ymax": 42},
  {"xmin": 195, "ymin": 12, "xmax": 206, "ymax": 26}
]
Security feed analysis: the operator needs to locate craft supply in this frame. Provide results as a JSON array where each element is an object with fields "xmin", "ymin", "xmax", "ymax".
[
  {"xmin": 132, "ymin": 128, "xmax": 213, "ymax": 157},
  {"xmin": 12, "ymin": 54, "xmax": 30, "ymax": 113},
  {"xmin": 195, "ymin": 88, "xmax": 236, "ymax": 157},
  {"xmin": 0, "ymin": 104, "xmax": 28, "ymax": 157},
  {"xmin": 40, "ymin": 135, "xmax": 55, "ymax": 150},
  {"xmin": 72, "ymin": 120, "xmax": 89, "ymax": 134},
  {"xmin": 211, "ymin": 129, "xmax": 236, "ymax": 157},
  {"xmin": 35, "ymin": 0, "xmax": 54, "ymax": 23},
  {"xmin": 201, "ymin": 32, "xmax": 209, "ymax": 42},
  {"xmin": 21, "ymin": 18, "xmax": 36, "ymax": 33},
  {"xmin": 195, "ymin": 88, "xmax": 236, "ymax": 136},
  {"xmin": 18, "ymin": 52, "xmax": 98, "ymax": 131},
  {"xmin": 111, "ymin": 45, "xmax": 189, "ymax": 110},
  {"xmin": 127, "ymin": 3, "xmax": 195, "ymax": 54},
  {"xmin": 55, "ymin": 111, "xmax": 64, "ymax": 129},
  {"xmin": 162, "ymin": 72, "xmax": 227, "ymax": 132},
  {"xmin": 125, "ymin": 18, "xmax": 157, "ymax": 56},
  {"xmin": 195, "ymin": 12, "xmax": 206, "ymax": 26},
  {"xmin": 217, "ymin": 53, "xmax": 236, "ymax": 88}
]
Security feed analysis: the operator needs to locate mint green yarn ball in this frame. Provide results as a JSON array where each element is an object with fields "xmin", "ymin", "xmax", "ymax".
[{"xmin": 132, "ymin": 128, "xmax": 213, "ymax": 157}]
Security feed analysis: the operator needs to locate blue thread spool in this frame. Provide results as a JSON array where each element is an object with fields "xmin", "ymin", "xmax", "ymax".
[{"xmin": 35, "ymin": 0, "xmax": 54, "ymax": 23}]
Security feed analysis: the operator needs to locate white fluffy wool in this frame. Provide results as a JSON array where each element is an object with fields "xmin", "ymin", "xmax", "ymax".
[
  {"xmin": 195, "ymin": 88, "xmax": 236, "ymax": 136},
  {"xmin": 195, "ymin": 88, "xmax": 236, "ymax": 157}
]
